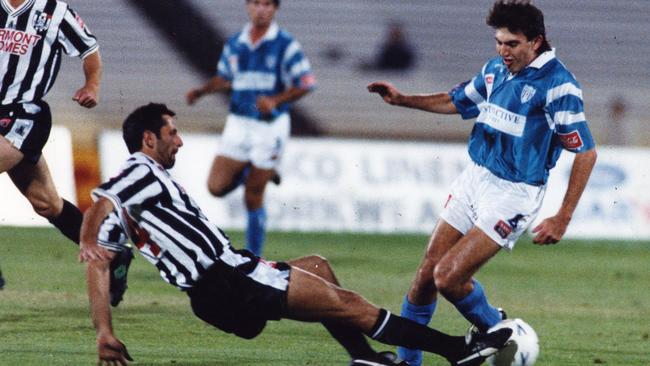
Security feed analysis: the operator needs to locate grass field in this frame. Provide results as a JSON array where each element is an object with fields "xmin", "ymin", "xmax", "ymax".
[{"xmin": 1, "ymin": 227, "xmax": 649, "ymax": 365}]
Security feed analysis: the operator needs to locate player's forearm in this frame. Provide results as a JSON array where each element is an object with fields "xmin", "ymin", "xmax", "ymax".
[
  {"xmin": 197, "ymin": 76, "xmax": 231, "ymax": 96},
  {"xmin": 556, "ymin": 148, "xmax": 597, "ymax": 220},
  {"xmin": 271, "ymin": 86, "xmax": 311, "ymax": 105},
  {"xmin": 82, "ymin": 50, "xmax": 102, "ymax": 91},
  {"xmin": 80, "ymin": 198, "xmax": 114, "ymax": 248},
  {"xmin": 87, "ymin": 259, "xmax": 114, "ymax": 336},
  {"xmin": 397, "ymin": 92, "xmax": 457, "ymax": 114}
]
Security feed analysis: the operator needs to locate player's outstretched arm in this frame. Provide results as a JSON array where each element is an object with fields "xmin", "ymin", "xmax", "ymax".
[
  {"xmin": 532, "ymin": 148, "xmax": 597, "ymax": 244},
  {"xmin": 82, "ymin": 198, "xmax": 133, "ymax": 365},
  {"xmin": 73, "ymin": 50, "xmax": 102, "ymax": 109},
  {"xmin": 186, "ymin": 76, "xmax": 232, "ymax": 105},
  {"xmin": 367, "ymin": 81, "xmax": 457, "ymax": 114}
]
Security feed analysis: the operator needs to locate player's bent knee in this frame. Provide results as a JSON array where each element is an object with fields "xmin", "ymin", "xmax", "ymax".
[{"xmin": 29, "ymin": 196, "xmax": 61, "ymax": 219}]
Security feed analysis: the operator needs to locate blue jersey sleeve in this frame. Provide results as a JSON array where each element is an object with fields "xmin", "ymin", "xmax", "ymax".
[
  {"xmin": 216, "ymin": 41, "xmax": 235, "ymax": 81},
  {"xmin": 282, "ymin": 40, "xmax": 316, "ymax": 90},
  {"xmin": 546, "ymin": 81, "xmax": 595, "ymax": 152},
  {"xmin": 450, "ymin": 67, "xmax": 487, "ymax": 120}
]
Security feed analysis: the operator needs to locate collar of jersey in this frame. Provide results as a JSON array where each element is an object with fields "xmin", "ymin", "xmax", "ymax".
[
  {"xmin": 527, "ymin": 48, "xmax": 556, "ymax": 69},
  {"xmin": 1, "ymin": 0, "xmax": 35, "ymax": 17},
  {"xmin": 239, "ymin": 21, "xmax": 279, "ymax": 49}
]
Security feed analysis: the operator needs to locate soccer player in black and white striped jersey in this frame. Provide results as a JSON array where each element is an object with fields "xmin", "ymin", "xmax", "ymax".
[
  {"xmin": 79, "ymin": 103, "xmax": 513, "ymax": 366},
  {"xmin": 0, "ymin": 0, "xmax": 131, "ymax": 305}
]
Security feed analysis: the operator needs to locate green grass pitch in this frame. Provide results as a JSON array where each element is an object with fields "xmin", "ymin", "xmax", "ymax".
[{"xmin": 0, "ymin": 227, "xmax": 649, "ymax": 365}]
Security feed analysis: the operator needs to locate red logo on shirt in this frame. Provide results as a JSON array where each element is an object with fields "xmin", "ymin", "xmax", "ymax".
[
  {"xmin": 558, "ymin": 130, "xmax": 584, "ymax": 150},
  {"xmin": 0, "ymin": 118, "xmax": 12, "ymax": 128},
  {"xmin": 0, "ymin": 29, "xmax": 42, "ymax": 55},
  {"xmin": 485, "ymin": 75, "xmax": 494, "ymax": 84}
]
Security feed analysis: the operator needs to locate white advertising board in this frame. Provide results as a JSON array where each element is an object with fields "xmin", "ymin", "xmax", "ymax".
[
  {"xmin": 0, "ymin": 126, "xmax": 76, "ymax": 226},
  {"xmin": 99, "ymin": 131, "xmax": 650, "ymax": 240}
]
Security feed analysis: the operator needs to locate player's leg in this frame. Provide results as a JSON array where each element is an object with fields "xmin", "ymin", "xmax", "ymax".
[
  {"xmin": 284, "ymin": 266, "xmax": 512, "ymax": 364},
  {"xmin": 8, "ymin": 157, "xmax": 78, "ymax": 239},
  {"xmin": 242, "ymin": 166, "xmax": 274, "ymax": 256},
  {"xmin": 206, "ymin": 155, "xmax": 250, "ymax": 197},
  {"xmin": 288, "ymin": 256, "xmax": 381, "ymax": 362},
  {"xmin": 398, "ymin": 219, "xmax": 463, "ymax": 365},
  {"xmin": 0, "ymin": 135, "xmax": 24, "ymax": 173},
  {"xmin": 434, "ymin": 227, "xmax": 502, "ymax": 332}
]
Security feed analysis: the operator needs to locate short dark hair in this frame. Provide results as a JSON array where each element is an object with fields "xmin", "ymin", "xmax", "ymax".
[
  {"xmin": 486, "ymin": 0, "xmax": 551, "ymax": 53},
  {"xmin": 246, "ymin": 0, "xmax": 279, "ymax": 7},
  {"xmin": 122, "ymin": 103, "xmax": 176, "ymax": 153}
]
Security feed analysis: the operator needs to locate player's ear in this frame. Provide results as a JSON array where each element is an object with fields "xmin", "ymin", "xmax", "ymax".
[{"xmin": 143, "ymin": 130, "xmax": 156, "ymax": 149}]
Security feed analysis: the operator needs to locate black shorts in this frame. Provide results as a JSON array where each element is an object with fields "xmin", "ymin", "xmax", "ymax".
[
  {"xmin": 187, "ymin": 252, "xmax": 292, "ymax": 340},
  {"xmin": 0, "ymin": 101, "xmax": 52, "ymax": 165}
]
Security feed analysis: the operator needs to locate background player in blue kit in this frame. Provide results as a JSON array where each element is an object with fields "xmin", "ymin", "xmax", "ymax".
[
  {"xmin": 186, "ymin": 0, "xmax": 315, "ymax": 256},
  {"xmin": 368, "ymin": 1, "xmax": 597, "ymax": 365}
]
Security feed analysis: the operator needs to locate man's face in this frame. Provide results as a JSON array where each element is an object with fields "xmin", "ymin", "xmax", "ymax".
[
  {"xmin": 246, "ymin": 0, "xmax": 277, "ymax": 28},
  {"xmin": 153, "ymin": 114, "xmax": 183, "ymax": 169},
  {"xmin": 494, "ymin": 28, "xmax": 541, "ymax": 74}
]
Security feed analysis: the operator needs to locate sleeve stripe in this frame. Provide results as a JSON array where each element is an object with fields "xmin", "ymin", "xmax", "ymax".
[
  {"xmin": 554, "ymin": 111, "xmax": 586, "ymax": 125},
  {"xmin": 283, "ymin": 40, "xmax": 300, "ymax": 64},
  {"xmin": 464, "ymin": 77, "xmax": 485, "ymax": 106},
  {"xmin": 546, "ymin": 82, "xmax": 582, "ymax": 107}
]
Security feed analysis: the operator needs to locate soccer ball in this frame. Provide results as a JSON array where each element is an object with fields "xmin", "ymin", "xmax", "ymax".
[{"xmin": 486, "ymin": 318, "xmax": 539, "ymax": 366}]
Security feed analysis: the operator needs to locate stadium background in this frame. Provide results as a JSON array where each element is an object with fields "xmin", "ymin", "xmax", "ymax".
[{"xmin": 1, "ymin": 1, "xmax": 650, "ymax": 365}]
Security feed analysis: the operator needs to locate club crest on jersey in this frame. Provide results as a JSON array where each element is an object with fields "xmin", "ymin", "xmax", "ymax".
[
  {"xmin": 265, "ymin": 55, "xmax": 276, "ymax": 69},
  {"xmin": 520, "ymin": 84, "xmax": 536, "ymax": 104},
  {"xmin": 33, "ymin": 11, "xmax": 52, "ymax": 32}
]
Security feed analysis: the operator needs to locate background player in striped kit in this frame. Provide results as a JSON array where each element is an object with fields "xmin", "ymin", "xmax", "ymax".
[
  {"xmin": 79, "ymin": 103, "xmax": 513, "ymax": 366},
  {"xmin": 186, "ymin": 0, "xmax": 315, "ymax": 257},
  {"xmin": 368, "ymin": 1, "xmax": 597, "ymax": 365},
  {"xmin": 0, "ymin": 0, "xmax": 130, "ymax": 305}
]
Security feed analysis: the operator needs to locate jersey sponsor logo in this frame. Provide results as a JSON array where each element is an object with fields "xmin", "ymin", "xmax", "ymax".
[
  {"xmin": 33, "ymin": 10, "xmax": 52, "ymax": 32},
  {"xmin": 558, "ymin": 130, "xmax": 584, "ymax": 149},
  {"xmin": 477, "ymin": 103, "xmax": 526, "ymax": 137},
  {"xmin": 0, "ymin": 28, "xmax": 42, "ymax": 55},
  {"xmin": 494, "ymin": 220, "xmax": 512, "ymax": 239},
  {"xmin": 520, "ymin": 84, "xmax": 537, "ymax": 104}
]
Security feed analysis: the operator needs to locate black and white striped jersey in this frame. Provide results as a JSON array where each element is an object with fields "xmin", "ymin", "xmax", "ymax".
[
  {"xmin": 94, "ymin": 153, "xmax": 255, "ymax": 290},
  {"xmin": 0, "ymin": 0, "xmax": 98, "ymax": 105}
]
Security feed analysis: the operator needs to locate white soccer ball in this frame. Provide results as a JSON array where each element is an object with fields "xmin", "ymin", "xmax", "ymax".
[{"xmin": 486, "ymin": 318, "xmax": 539, "ymax": 366}]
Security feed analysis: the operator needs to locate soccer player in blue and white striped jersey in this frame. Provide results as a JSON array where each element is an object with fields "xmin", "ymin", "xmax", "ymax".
[
  {"xmin": 369, "ymin": 1, "xmax": 597, "ymax": 365},
  {"xmin": 186, "ymin": 0, "xmax": 315, "ymax": 257},
  {"xmin": 79, "ymin": 103, "xmax": 514, "ymax": 366}
]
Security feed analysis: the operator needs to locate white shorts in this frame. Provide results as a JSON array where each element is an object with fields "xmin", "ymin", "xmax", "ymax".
[
  {"xmin": 440, "ymin": 162, "xmax": 546, "ymax": 250},
  {"xmin": 218, "ymin": 113, "xmax": 290, "ymax": 170}
]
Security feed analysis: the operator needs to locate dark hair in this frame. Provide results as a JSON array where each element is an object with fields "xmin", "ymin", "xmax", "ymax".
[
  {"xmin": 122, "ymin": 103, "xmax": 176, "ymax": 153},
  {"xmin": 246, "ymin": 0, "xmax": 279, "ymax": 7},
  {"xmin": 486, "ymin": 0, "xmax": 551, "ymax": 53}
]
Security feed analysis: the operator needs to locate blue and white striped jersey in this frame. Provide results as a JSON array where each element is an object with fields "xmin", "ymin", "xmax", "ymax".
[
  {"xmin": 450, "ymin": 49, "xmax": 595, "ymax": 186},
  {"xmin": 217, "ymin": 22, "xmax": 315, "ymax": 121}
]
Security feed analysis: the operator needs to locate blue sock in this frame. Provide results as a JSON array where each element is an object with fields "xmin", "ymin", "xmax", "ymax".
[
  {"xmin": 452, "ymin": 280, "xmax": 501, "ymax": 332},
  {"xmin": 246, "ymin": 207, "xmax": 266, "ymax": 256},
  {"xmin": 396, "ymin": 295, "xmax": 436, "ymax": 366}
]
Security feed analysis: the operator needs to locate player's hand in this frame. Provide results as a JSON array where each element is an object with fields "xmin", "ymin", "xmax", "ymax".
[
  {"xmin": 367, "ymin": 81, "xmax": 402, "ymax": 105},
  {"xmin": 531, "ymin": 215, "xmax": 570, "ymax": 245},
  {"xmin": 73, "ymin": 84, "xmax": 99, "ymax": 108},
  {"xmin": 256, "ymin": 95, "xmax": 277, "ymax": 114},
  {"xmin": 97, "ymin": 333, "xmax": 133, "ymax": 366},
  {"xmin": 79, "ymin": 241, "xmax": 113, "ymax": 263},
  {"xmin": 186, "ymin": 89, "xmax": 202, "ymax": 105}
]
